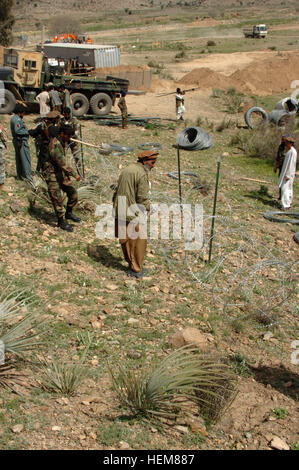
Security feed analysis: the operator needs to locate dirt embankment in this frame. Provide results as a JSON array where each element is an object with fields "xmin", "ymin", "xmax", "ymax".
[
  {"xmin": 92, "ymin": 65, "xmax": 151, "ymax": 76},
  {"xmin": 178, "ymin": 51, "xmax": 299, "ymax": 95}
]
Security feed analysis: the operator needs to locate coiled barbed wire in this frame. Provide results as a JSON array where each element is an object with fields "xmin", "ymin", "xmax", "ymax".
[{"xmin": 81, "ymin": 146, "xmax": 298, "ymax": 330}]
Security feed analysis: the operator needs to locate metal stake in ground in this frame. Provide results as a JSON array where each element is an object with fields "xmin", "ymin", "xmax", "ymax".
[
  {"xmin": 79, "ymin": 124, "xmax": 85, "ymax": 179},
  {"xmin": 208, "ymin": 153, "xmax": 227, "ymax": 264},
  {"xmin": 177, "ymin": 146, "xmax": 183, "ymax": 210}
]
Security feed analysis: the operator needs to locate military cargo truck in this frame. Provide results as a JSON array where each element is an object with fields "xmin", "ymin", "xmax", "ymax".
[
  {"xmin": 0, "ymin": 48, "xmax": 129, "ymax": 116},
  {"xmin": 243, "ymin": 24, "xmax": 268, "ymax": 38}
]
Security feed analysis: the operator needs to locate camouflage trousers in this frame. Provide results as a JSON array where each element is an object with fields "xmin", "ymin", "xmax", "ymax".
[
  {"xmin": 121, "ymin": 111, "xmax": 128, "ymax": 129},
  {"xmin": 69, "ymin": 142, "xmax": 83, "ymax": 178},
  {"xmin": 42, "ymin": 161, "xmax": 78, "ymax": 219},
  {"xmin": 0, "ymin": 148, "xmax": 5, "ymax": 185}
]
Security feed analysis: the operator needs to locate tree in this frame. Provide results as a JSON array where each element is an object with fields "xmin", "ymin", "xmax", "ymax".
[{"xmin": 0, "ymin": 0, "xmax": 15, "ymax": 46}]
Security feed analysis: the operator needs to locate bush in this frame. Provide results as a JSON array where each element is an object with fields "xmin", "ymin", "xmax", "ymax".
[
  {"xmin": 207, "ymin": 40, "xmax": 216, "ymax": 47},
  {"xmin": 175, "ymin": 50, "xmax": 186, "ymax": 59},
  {"xmin": 212, "ymin": 88, "xmax": 225, "ymax": 99},
  {"xmin": 216, "ymin": 118, "xmax": 236, "ymax": 132},
  {"xmin": 229, "ymin": 125, "xmax": 284, "ymax": 161}
]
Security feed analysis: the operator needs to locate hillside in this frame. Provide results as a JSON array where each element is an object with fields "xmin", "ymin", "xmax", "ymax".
[
  {"xmin": 1, "ymin": 2, "xmax": 299, "ymax": 452},
  {"xmin": 0, "ymin": 92, "xmax": 298, "ymax": 449},
  {"xmin": 12, "ymin": 0, "xmax": 298, "ymax": 25}
]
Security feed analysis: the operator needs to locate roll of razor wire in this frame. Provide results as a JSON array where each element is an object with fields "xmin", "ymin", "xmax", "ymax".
[
  {"xmin": 138, "ymin": 142, "xmax": 163, "ymax": 150},
  {"xmin": 274, "ymin": 97, "xmax": 298, "ymax": 114},
  {"xmin": 263, "ymin": 211, "xmax": 299, "ymax": 225},
  {"xmin": 267, "ymin": 109, "xmax": 291, "ymax": 128},
  {"xmin": 168, "ymin": 171, "xmax": 199, "ymax": 180},
  {"xmin": 176, "ymin": 127, "xmax": 214, "ymax": 151},
  {"xmin": 244, "ymin": 106, "xmax": 268, "ymax": 129}
]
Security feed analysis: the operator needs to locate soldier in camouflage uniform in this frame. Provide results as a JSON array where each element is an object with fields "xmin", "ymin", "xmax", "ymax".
[
  {"xmin": 60, "ymin": 107, "xmax": 82, "ymax": 177},
  {"xmin": 29, "ymin": 110, "xmax": 61, "ymax": 172},
  {"xmin": 118, "ymin": 91, "xmax": 128, "ymax": 129},
  {"xmin": 0, "ymin": 123, "xmax": 7, "ymax": 188},
  {"xmin": 44, "ymin": 124, "xmax": 81, "ymax": 232}
]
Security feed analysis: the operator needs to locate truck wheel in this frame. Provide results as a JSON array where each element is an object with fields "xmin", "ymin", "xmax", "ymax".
[
  {"xmin": 90, "ymin": 93, "xmax": 112, "ymax": 116},
  {"xmin": 0, "ymin": 89, "xmax": 16, "ymax": 114},
  {"xmin": 71, "ymin": 93, "xmax": 89, "ymax": 117}
]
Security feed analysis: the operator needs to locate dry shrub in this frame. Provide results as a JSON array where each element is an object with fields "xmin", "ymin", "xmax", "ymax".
[
  {"xmin": 216, "ymin": 117, "xmax": 236, "ymax": 132},
  {"xmin": 230, "ymin": 125, "xmax": 284, "ymax": 161},
  {"xmin": 230, "ymin": 114, "xmax": 299, "ymax": 161}
]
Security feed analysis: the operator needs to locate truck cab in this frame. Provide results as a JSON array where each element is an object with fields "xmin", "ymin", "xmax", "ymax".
[
  {"xmin": 0, "ymin": 47, "xmax": 45, "ymax": 112},
  {"xmin": 0, "ymin": 46, "xmax": 128, "ymax": 116},
  {"xmin": 253, "ymin": 24, "xmax": 267, "ymax": 38},
  {"xmin": 243, "ymin": 24, "xmax": 268, "ymax": 38}
]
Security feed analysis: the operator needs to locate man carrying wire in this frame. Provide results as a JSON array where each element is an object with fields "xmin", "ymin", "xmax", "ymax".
[{"xmin": 175, "ymin": 88, "xmax": 186, "ymax": 121}]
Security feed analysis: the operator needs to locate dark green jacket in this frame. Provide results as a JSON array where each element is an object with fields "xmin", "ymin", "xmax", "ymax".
[{"xmin": 113, "ymin": 162, "xmax": 150, "ymax": 221}]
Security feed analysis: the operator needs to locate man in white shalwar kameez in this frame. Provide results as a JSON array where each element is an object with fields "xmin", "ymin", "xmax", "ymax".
[
  {"xmin": 36, "ymin": 88, "xmax": 51, "ymax": 118},
  {"xmin": 176, "ymin": 88, "xmax": 186, "ymax": 120},
  {"xmin": 278, "ymin": 136, "xmax": 297, "ymax": 210}
]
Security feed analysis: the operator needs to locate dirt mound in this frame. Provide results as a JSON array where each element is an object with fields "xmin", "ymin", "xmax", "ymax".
[
  {"xmin": 149, "ymin": 77, "xmax": 176, "ymax": 93},
  {"xmin": 179, "ymin": 51, "xmax": 299, "ymax": 95},
  {"xmin": 179, "ymin": 67, "xmax": 233, "ymax": 89},
  {"xmin": 231, "ymin": 52, "xmax": 299, "ymax": 95},
  {"xmin": 92, "ymin": 64, "xmax": 150, "ymax": 76}
]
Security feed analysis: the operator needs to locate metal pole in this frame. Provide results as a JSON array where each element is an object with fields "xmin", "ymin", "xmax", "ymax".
[
  {"xmin": 177, "ymin": 146, "xmax": 182, "ymax": 209},
  {"xmin": 208, "ymin": 153, "xmax": 225, "ymax": 264},
  {"xmin": 79, "ymin": 124, "xmax": 85, "ymax": 179}
]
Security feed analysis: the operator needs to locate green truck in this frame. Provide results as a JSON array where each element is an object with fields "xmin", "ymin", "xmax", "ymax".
[{"xmin": 0, "ymin": 48, "xmax": 129, "ymax": 116}]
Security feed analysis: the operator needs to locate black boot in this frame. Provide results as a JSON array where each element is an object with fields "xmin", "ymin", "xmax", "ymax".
[
  {"xmin": 65, "ymin": 210, "xmax": 81, "ymax": 223},
  {"xmin": 58, "ymin": 217, "xmax": 74, "ymax": 232}
]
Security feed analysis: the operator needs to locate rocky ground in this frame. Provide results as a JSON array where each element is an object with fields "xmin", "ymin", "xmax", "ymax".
[
  {"xmin": 0, "ymin": 97, "xmax": 298, "ymax": 449},
  {"xmin": 0, "ymin": 2, "xmax": 298, "ymax": 451}
]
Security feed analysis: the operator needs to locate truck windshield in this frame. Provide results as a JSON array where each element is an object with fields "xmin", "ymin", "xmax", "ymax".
[
  {"xmin": 259, "ymin": 26, "xmax": 266, "ymax": 31},
  {"xmin": 4, "ymin": 54, "xmax": 18, "ymax": 68}
]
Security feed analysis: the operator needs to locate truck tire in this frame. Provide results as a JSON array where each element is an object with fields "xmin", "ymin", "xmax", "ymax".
[
  {"xmin": 90, "ymin": 93, "xmax": 112, "ymax": 116},
  {"xmin": 71, "ymin": 93, "xmax": 90, "ymax": 117},
  {"xmin": 0, "ymin": 89, "xmax": 16, "ymax": 114}
]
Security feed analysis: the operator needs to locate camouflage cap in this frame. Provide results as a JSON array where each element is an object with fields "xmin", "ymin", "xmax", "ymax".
[
  {"xmin": 137, "ymin": 150, "xmax": 159, "ymax": 161},
  {"xmin": 46, "ymin": 110, "xmax": 61, "ymax": 119}
]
